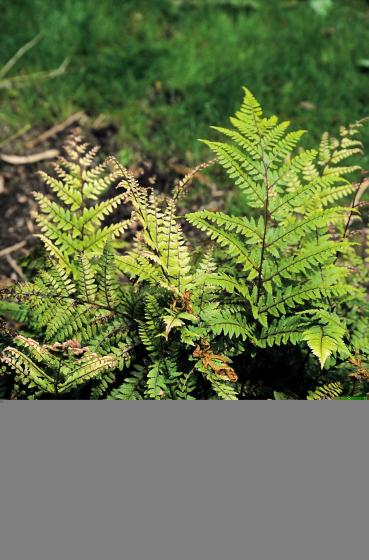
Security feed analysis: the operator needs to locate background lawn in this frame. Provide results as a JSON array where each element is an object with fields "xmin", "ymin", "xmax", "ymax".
[{"xmin": 1, "ymin": 0, "xmax": 369, "ymax": 168}]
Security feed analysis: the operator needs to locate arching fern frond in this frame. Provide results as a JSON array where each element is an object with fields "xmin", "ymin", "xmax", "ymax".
[
  {"xmin": 187, "ymin": 88, "xmax": 362, "ymax": 369},
  {"xmin": 307, "ymin": 382, "xmax": 343, "ymax": 400}
]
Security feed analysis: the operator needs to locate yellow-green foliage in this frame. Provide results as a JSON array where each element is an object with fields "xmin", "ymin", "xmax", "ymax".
[
  {"xmin": 0, "ymin": 134, "xmax": 240, "ymax": 400},
  {"xmin": 1, "ymin": 90, "xmax": 369, "ymax": 399},
  {"xmin": 187, "ymin": 88, "xmax": 366, "ymax": 369}
]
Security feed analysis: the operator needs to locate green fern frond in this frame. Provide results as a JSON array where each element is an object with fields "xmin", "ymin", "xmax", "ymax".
[
  {"xmin": 201, "ymin": 308, "xmax": 254, "ymax": 341},
  {"xmin": 302, "ymin": 321, "xmax": 347, "ymax": 369},
  {"xmin": 307, "ymin": 382, "xmax": 343, "ymax": 400},
  {"xmin": 202, "ymin": 370, "xmax": 239, "ymax": 400},
  {"xmin": 187, "ymin": 88, "xmax": 362, "ymax": 370},
  {"xmin": 257, "ymin": 316, "xmax": 307, "ymax": 347},
  {"xmin": 34, "ymin": 134, "xmax": 129, "ymax": 262}
]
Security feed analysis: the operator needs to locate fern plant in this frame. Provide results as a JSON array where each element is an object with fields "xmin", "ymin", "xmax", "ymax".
[
  {"xmin": 0, "ymin": 134, "xmax": 240, "ymax": 400},
  {"xmin": 187, "ymin": 88, "xmax": 366, "ymax": 370},
  {"xmin": 0, "ymin": 90, "xmax": 368, "ymax": 399}
]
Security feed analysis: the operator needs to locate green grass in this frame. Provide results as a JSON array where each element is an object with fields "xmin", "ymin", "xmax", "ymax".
[{"xmin": 1, "ymin": 0, "xmax": 369, "ymax": 168}]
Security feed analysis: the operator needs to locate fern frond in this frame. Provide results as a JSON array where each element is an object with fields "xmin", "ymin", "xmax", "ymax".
[
  {"xmin": 59, "ymin": 353, "xmax": 118, "ymax": 392},
  {"xmin": 145, "ymin": 360, "xmax": 171, "ymax": 400},
  {"xmin": 202, "ymin": 370, "xmax": 239, "ymax": 400},
  {"xmin": 188, "ymin": 88, "xmax": 362, "ymax": 372},
  {"xmin": 307, "ymin": 382, "xmax": 343, "ymax": 400},
  {"xmin": 36, "ymin": 234, "xmax": 72, "ymax": 272},
  {"xmin": 98, "ymin": 242, "xmax": 121, "ymax": 308},
  {"xmin": 258, "ymin": 280, "xmax": 349, "ymax": 318},
  {"xmin": 302, "ymin": 320, "xmax": 347, "ymax": 369},
  {"xmin": 202, "ymin": 308, "xmax": 253, "ymax": 341},
  {"xmin": 257, "ymin": 316, "xmax": 307, "ymax": 347},
  {"xmin": 34, "ymin": 135, "xmax": 129, "ymax": 263},
  {"xmin": 107, "ymin": 366, "xmax": 145, "ymax": 400},
  {"xmin": 1, "ymin": 346, "xmax": 54, "ymax": 393}
]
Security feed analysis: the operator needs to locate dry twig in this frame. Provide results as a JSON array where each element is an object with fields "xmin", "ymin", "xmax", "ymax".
[
  {"xmin": 26, "ymin": 111, "xmax": 86, "ymax": 148},
  {"xmin": 5, "ymin": 254, "xmax": 25, "ymax": 280},
  {"xmin": 0, "ymin": 241, "xmax": 27, "ymax": 258},
  {"xmin": 0, "ymin": 33, "xmax": 42, "ymax": 80},
  {"xmin": 0, "ymin": 58, "xmax": 69, "ymax": 90},
  {"xmin": 0, "ymin": 149, "xmax": 59, "ymax": 165}
]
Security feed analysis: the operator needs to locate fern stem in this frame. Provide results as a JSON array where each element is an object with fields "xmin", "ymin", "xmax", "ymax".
[
  {"xmin": 256, "ymin": 124, "xmax": 270, "ymax": 302},
  {"xmin": 13, "ymin": 289, "xmax": 117, "ymax": 315},
  {"xmin": 342, "ymin": 177, "xmax": 365, "ymax": 240}
]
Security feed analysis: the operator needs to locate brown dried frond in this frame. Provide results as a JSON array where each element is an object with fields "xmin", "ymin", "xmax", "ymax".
[
  {"xmin": 348, "ymin": 355, "xmax": 369, "ymax": 381},
  {"xmin": 46, "ymin": 339, "xmax": 90, "ymax": 356},
  {"xmin": 170, "ymin": 290, "xmax": 194, "ymax": 314},
  {"xmin": 193, "ymin": 339, "xmax": 238, "ymax": 383}
]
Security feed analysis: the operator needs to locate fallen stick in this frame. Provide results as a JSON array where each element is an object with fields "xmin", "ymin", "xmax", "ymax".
[
  {"xmin": 0, "ymin": 240, "xmax": 27, "ymax": 258},
  {"xmin": 26, "ymin": 111, "xmax": 86, "ymax": 148},
  {"xmin": 5, "ymin": 254, "xmax": 25, "ymax": 280},
  {"xmin": 0, "ymin": 58, "xmax": 69, "ymax": 91},
  {"xmin": 0, "ymin": 124, "xmax": 31, "ymax": 150},
  {"xmin": 0, "ymin": 32, "xmax": 42, "ymax": 80},
  {"xmin": 0, "ymin": 149, "xmax": 59, "ymax": 165}
]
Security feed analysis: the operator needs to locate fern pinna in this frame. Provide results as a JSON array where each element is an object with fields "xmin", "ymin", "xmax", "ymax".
[{"xmin": 187, "ymin": 88, "xmax": 365, "ymax": 369}]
